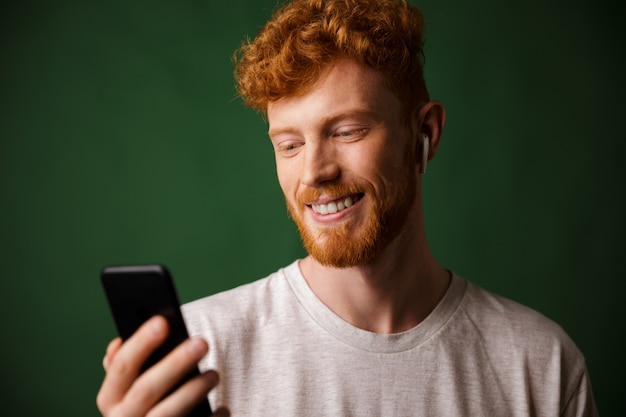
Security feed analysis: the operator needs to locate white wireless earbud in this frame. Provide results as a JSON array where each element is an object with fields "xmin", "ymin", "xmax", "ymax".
[{"xmin": 419, "ymin": 133, "xmax": 429, "ymax": 174}]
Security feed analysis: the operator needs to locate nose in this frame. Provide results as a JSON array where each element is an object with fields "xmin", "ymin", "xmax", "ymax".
[{"xmin": 300, "ymin": 141, "xmax": 340, "ymax": 187}]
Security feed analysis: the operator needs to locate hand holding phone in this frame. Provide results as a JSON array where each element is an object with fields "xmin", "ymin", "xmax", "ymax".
[{"xmin": 98, "ymin": 264, "xmax": 213, "ymax": 417}]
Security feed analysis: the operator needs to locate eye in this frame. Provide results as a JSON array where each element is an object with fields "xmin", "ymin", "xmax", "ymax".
[
  {"xmin": 275, "ymin": 140, "xmax": 304, "ymax": 156},
  {"xmin": 332, "ymin": 127, "xmax": 369, "ymax": 139}
]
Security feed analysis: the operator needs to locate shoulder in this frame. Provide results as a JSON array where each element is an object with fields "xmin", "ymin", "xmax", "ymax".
[
  {"xmin": 454, "ymin": 278, "xmax": 587, "ymax": 379},
  {"xmin": 181, "ymin": 261, "xmax": 300, "ymax": 338},
  {"xmin": 454, "ymin": 278, "xmax": 597, "ymax": 414},
  {"xmin": 460, "ymin": 280, "xmax": 573, "ymax": 345}
]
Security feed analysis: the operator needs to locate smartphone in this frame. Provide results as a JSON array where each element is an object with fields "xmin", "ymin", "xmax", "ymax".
[{"xmin": 100, "ymin": 264, "xmax": 212, "ymax": 416}]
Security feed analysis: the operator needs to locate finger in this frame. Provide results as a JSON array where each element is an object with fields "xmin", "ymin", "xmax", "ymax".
[
  {"xmin": 97, "ymin": 316, "xmax": 169, "ymax": 414},
  {"xmin": 122, "ymin": 337, "xmax": 209, "ymax": 417},
  {"xmin": 103, "ymin": 337, "xmax": 122, "ymax": 371},
  {"xmin": 145, "ymin": 370, "xmax": 219, "ymax": 417}
]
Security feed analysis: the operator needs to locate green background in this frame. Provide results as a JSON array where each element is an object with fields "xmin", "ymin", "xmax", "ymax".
[{"xmin": 1, "ymin": 0, "xmax": 623, "ymax": 415}]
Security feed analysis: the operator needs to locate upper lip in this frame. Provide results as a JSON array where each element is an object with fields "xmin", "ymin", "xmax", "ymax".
[{"xmin": 306, "ymin": 194, "xmax": 358, "ymax": 206}]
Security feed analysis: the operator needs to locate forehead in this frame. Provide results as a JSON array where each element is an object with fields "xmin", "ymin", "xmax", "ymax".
[{"xmin": 267, "ymin": 58, "xmax": 402, "ymax": 133}]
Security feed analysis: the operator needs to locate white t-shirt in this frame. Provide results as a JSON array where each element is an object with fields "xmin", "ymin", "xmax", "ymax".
[{"xmin": 182, "ymin": 261, "xmax": 597, "ymax": 416}]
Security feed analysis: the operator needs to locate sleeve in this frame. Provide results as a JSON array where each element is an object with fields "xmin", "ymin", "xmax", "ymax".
[{"xmin": 561, "ymin": 369, "xmax": 598, "ymax": 417}]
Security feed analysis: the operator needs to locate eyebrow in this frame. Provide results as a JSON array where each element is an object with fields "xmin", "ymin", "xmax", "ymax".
[
  {"xmin": 268, "ymin": 126, "xmax": 298, "ymax": 139},
  {"xmin": 268, "ymin": 109, "xmax": 378, "ymax": 138}
]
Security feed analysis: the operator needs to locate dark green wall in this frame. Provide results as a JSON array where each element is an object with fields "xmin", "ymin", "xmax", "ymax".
[{"xmin": 1, "ymin": 0, "xmax": 623, "ymax": 415}]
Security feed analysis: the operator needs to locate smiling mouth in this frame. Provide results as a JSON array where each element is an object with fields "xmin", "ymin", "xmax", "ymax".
[{"xmin": 309, "ymin": 194, "xmax": 363, "ymax": 215}]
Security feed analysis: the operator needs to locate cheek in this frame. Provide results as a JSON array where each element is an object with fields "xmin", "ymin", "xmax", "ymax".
[
  {"xmin": 357, "ymin": 146, "xmax": 399, "ymax": 178},
  {"xmin": 275, "ymin": 160, "xmax": 297, "ymax": 197}
]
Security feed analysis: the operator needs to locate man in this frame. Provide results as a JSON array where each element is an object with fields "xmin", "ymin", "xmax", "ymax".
[{"xmin": 97, "ymin": 0, "xmax": 598, "ymax": 415}]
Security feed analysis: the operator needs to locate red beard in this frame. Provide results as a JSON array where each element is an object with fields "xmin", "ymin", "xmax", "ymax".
[{"xmin": 286, "ymin": 153, "xmax": 417, "ymax": 268}]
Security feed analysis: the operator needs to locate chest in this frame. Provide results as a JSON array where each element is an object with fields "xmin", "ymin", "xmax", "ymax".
[{"xmin": 209, "ymin": 325, "xmax": 532, "ymax": 416}]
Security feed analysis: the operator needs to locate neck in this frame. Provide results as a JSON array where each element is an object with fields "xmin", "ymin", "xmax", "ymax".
[{"xmin": 299, "ymin": 206, "xmax": 450, "ymax": 334}]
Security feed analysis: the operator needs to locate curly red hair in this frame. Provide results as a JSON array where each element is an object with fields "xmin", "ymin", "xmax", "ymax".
[{"xmin": 234, "ymin": 0, "xmax": 429, "ymax": 116}]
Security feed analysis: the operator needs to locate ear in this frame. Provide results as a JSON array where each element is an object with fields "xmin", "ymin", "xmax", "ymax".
[{"xmin": 414, "ymin": 100, "xmax": 446, "ymax": 164}]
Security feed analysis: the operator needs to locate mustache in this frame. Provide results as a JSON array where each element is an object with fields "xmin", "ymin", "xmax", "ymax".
[{"xmin": 296, "ymin": 183, "xmax": 365, "ymax": 205}]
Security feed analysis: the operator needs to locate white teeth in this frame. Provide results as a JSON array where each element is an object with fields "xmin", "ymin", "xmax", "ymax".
[{"xmin": 312, "ymin": 196, "xmax": 355, "ymax": 215}]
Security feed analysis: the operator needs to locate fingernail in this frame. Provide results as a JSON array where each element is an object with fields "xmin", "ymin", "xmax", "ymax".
[
  {"xmin": 150, "ymin": 317, "xmax": 165, "ymax": 334},
  {"xmin": 187, "ymin": 338, "xmax": 207, "ymax": 356}
]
